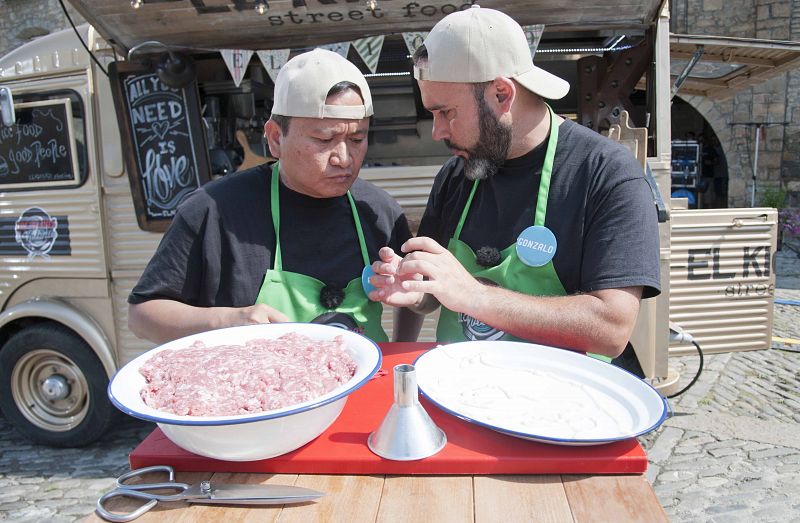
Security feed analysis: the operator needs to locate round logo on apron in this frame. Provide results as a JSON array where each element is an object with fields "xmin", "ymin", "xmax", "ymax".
[
  {"xmin": 458, "ymin": 278, "xmax": 505, "ymax": 341},
  {"xmin": 361, "ymin": 265, "xmax": 377, "ymax": 296},
  {"xmin": 515, "ymin": 225, "xmax": 557, "ymax": 267}
]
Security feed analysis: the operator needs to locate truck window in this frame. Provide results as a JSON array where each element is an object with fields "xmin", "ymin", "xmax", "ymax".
[{"xmin": 0, "ymin": 90, "xmax": 87, "ymax": 190}]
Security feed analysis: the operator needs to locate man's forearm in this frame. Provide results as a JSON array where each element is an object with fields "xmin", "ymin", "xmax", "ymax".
[
  {"xmin": 463, "ymin": 285, "xmax": 643, "ymax": 357},
  {"xmin": 128, "ymin": 300, "xmax": 234, "ymax": 345}
]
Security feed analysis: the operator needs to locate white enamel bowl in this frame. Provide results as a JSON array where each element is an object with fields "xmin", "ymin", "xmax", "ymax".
[{"xmin": 108, "ymin": 323, "xmax": 381, "ymax": 461}]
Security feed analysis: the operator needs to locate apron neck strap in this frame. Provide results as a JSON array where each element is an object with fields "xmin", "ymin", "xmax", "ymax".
[
  {"xmin": 452, "ymin": 104, "xmax": 559, "ymax": 239},
  {"xmin": 270, "ymin": 162, "xmax": 283, "ymax": 270},
  {"xmin": 454, "ymin": 179, "xmax": 479, "ymax": 241},
  {"xmin": 346, "ymin": 192, "xmax": 371, "ymax": 267},
  {"xmin": 534, "ymin": 104, "xmax": 559, "ymax": 227},
  {"xmin": 270, "ymin": 162, "xmax": 371, "ymax": 270}
]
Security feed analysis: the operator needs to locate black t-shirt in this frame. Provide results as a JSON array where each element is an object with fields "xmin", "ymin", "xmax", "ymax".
[
  {"xmin": 418, "ymin": 118, "xmax": 661, "ymax": 298},
  {"xmin": 129, "ymin": 164, "xmax": 412, "ymax": 307}
]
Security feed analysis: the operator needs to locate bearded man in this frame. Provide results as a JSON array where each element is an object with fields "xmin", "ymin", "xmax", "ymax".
[{"xmin": 369, "ymin": 6, "xmax": 661, "ymax": 373}]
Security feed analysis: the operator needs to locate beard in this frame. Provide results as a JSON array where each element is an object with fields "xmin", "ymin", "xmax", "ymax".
[{"xmin": 445, "ymin": 90, "xmax": 512, "ymax": 181}]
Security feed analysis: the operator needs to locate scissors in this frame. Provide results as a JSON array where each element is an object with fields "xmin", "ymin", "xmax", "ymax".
[{"xmin": 96, "ymin": 465, "xmax": 324, "ymax": 522}]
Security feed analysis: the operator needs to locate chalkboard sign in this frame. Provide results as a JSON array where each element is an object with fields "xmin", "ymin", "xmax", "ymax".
[
  {"xmin": 0, "ymin": 99, "xmax": 80, "ymax": 189},
  {"xmin": 109, "ymin": 61, "xmax": 210, "ymax": 232}
]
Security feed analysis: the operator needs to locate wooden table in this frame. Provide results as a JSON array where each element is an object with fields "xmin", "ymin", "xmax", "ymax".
[
  {"xmin": 86, "ymin": 342, "xmax": 668, "ymax": 522},
  {"xmin": 86, "ymin": 469, "xmax": 668, "ymax": 522}
]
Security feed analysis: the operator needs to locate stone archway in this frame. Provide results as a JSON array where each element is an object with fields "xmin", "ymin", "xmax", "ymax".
[
  {"xmin": 676, "ymin": 73, "xmax": 793, "ymax": 209},
  {"xmin": 671, "ymin": 94, "xmax": 734, "ymax": 208}
]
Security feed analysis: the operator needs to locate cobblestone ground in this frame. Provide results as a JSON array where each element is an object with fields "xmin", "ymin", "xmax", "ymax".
[
  {"xmin": 1, "ymin": 252, "xmax": 800, "ymax": 522},
  {"xmin": 0, "ymin": 416, "xmax": 154, "ymax": 522},
  {"xmin": 638, "ymin": 247, "xmax": 800, "ymax": 522}
]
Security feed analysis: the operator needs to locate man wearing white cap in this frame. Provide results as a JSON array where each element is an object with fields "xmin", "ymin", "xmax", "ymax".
[
  {"xmin": 370, "ymin": 7, "xmax": 660, "ymax": 367},
  {"xmin": 129, "ymin": 49, "xmax": 416, "ymax": 344}
]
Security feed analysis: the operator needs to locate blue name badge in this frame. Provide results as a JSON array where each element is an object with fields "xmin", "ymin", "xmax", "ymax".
[
  {"xmin": 516, "ymin": 226, "xmax": 557, "ymax": 267},
  {"xmin": 362, "ymin": 265, "xmax": 378, "ymax": 297}
]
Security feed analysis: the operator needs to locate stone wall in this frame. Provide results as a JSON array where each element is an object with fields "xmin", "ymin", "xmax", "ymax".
[
  {"xmin": 672, "ymin": 0, "xmax": 800, "ymax": 207},
  {"xmin": 0, "ymin": 0, "xmax": 85, "ymax": 58},
  {"xmin": 672, "ymin": 0, "xmax": 758, "ymax": 38},
  {"xmin": 783, "ymin": 69, "xmax": 800, "ymax": 204}
]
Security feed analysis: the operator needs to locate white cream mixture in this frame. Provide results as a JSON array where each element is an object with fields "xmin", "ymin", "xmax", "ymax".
[{"xmin": 423, "ymin": 349, "xmax": 634, "ymax": 440}]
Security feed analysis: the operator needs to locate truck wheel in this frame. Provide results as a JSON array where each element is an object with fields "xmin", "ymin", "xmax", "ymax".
[{"xmin": 0, "ymin": 323, "xmax": 116, "ymax": 447}]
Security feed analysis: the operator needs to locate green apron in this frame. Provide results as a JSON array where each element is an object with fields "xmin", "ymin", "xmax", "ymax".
[
  {"xmin": 437, "ymin": 105, "xmax": 568, "ymax": 343},
  {"xmin": 255, "ymin": 163, "xmax": 388, "ymax": 342}
]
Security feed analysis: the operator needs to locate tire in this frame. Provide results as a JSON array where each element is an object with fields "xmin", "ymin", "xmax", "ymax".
[{"xmin": 0, "ymin": 323, "xmax": 117, "ymax": 447}]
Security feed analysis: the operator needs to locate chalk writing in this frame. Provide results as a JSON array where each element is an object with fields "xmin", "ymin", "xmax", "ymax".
[
  {"xmin": 121, "ymin": 72, "xmax": 199, "ymax": 218},
  {"xmin": 0, "ymin": 102, "xmax": 75, "ymax": 185}
]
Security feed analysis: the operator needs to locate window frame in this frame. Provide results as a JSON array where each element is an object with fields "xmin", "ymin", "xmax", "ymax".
[{"xmin": 0, "ymin": 89, "xmax": 88, "ymax": 191}]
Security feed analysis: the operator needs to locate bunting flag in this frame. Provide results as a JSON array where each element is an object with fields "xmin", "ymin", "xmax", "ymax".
[
  {"xmin": 257, "ymin": 49, "xmax": 291, "ymax": 82},
  {"xmin": 221, "ymin": 49, "xmax": 254, "ymax": 87},
  {"xmin": 402, "ymin": 32, "xmax": 428, "ymax": 56},
  {"xmin": 352, "ymin": 35, "xmax": 384, "ymax": 74},
  {"xmin": 522, "ymin": 24, "xmax": 545, "ymax": 56},
  {"xmin": 317, "ymin": 42, "xmax": 350, "ymax": 58}
]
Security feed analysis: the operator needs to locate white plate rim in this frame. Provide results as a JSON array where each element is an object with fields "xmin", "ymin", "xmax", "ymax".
[
  {"xmin": 413, "ymin": 341, "xmax": 668, "ymax": 446},
  {"xmin": 108, "ymin": 323, "xmax": 381, "ymax": 426}
]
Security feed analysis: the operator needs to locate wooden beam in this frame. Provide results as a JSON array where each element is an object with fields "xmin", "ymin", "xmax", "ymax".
[
  {"xmin": 66, "ymin": 0, "xmax": 663, "ymax": 51},
  {"xmin": 671, "ymin": 50, "xmax": 777, "ymax": 68}
]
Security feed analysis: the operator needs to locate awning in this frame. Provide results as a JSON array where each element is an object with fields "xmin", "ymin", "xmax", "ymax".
[
  {"xmin": 66, "ymin": 0, "xmax": 665, "ymax": 53},
  {"xmin": 670, "ymin": 33, "xmax": 800, "ymax": 99}
]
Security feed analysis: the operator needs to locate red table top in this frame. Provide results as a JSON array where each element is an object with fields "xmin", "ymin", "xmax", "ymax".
[{"xmin": 129, "ymin": 342, "xmax": 648, "ymax": 475}]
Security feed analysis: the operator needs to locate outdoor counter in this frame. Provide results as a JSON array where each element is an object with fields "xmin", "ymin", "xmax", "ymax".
[
  {"xmin": 85, "ymin": 342, "xmax": 669, "ymax": 522},
  {"xmin": 84, "ymin": 469, "xmax": 667, "ymax": 522}
]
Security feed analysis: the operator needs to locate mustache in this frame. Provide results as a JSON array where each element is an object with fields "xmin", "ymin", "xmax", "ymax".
[{"xmin": 443, "ymin": 140, "xmax": 467, "ymax": 154}]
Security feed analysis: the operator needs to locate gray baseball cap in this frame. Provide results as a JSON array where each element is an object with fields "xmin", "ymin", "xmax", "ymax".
[
  {"xmin": 414, "ymin": 6, "xmax": 570, "ymax": 100},
  {"xmin": 272, "ymin": 48, "xmax": 374, "ymax": 119}
]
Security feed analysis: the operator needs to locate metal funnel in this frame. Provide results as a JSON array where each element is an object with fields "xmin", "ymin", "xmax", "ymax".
[{"xmin": 367, "ymin": 364, "xmax": 447, "ymax": 461}]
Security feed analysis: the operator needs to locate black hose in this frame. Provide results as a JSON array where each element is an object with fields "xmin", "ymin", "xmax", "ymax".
[{"xmin": 667, "ymin": 339, "xmax": 704, "ymax": 398}]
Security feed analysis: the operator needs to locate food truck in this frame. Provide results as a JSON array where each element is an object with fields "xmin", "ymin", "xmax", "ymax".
[{"xmin": 0, "ymin": 0, "xmax": 778, "ymax": 446}]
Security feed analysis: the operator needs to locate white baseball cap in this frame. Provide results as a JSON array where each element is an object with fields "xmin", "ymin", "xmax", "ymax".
[
  {"xmin": 272, "ymin": 48, "xmax": 373, "ymax": 119},
  {"xmin": 414, "ymin": 6, "xmax": 570, "ymax": 100}
]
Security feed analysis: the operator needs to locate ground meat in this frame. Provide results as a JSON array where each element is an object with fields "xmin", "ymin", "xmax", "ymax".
[{"xmin": 139, "ymin": 333, "xmax": 357, "ymax": 416}]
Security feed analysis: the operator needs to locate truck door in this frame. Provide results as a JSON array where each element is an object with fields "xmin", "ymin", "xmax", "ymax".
[{"xmin": 0, "ymin": 73, "xmax": 117, "ymax": 446}]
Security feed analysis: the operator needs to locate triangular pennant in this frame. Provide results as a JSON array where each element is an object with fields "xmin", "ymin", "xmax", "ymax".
[
  {"xmin": 352, "ymin": 35, "xmax": 384, "ymax": 74},
  {"xmin": 317, "ymin": 42, "xmax": 350, "ymax": 58},
  {"xmin": 221, "ymin": 49, "xmax": 254, "ymax": 87},
  {"xmin": 402, "ymin": 32, "xmax": 428, "ymax": 56},
  {"xmin": 257, "ymin": 49, "xmax": 291, "ymax": 83},
  {"xmin": 522, "ymin": 24, "xmax": 545, "ymax": 56}
]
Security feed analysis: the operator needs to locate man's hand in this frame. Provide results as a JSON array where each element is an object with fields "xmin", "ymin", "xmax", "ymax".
[
  {"xmin": 368, "ymin": 246, "xmax": 425, "ymax": 307},
  {"xmin": 393, "ymin": 237, "xmax": 483, "ymax": 315},
  {"xmin": 225, "ymin": 303, "xmax": 290, "ymax": 327}
]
